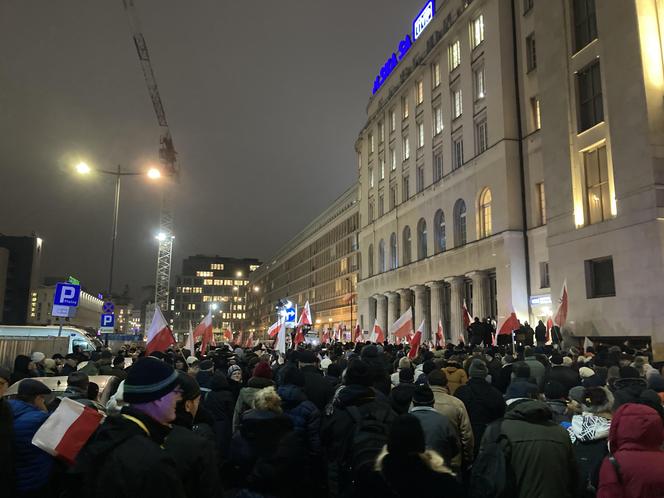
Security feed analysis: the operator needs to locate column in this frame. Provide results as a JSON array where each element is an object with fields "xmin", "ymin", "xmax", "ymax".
[
  {"xmin": 367, "ymin": 296, "xmax": 376, "ymax": 331},
  {"xmin": 427, "ymin": 281, "xmax": 444, "ymax": 341},
  {"xmin": 386, "ymin": 291, "xmax": 400, "ymax": 340},
  {"xmin": 374, "ymin": 294, "xmax": 388, "ymax": 335},
  {"xmin": 411, "ymin": 284, "xmax": 430, "ymax": 340},
  {"xmin": 444, "ymin": 276, "xmax": 465, "ymax": 343},
  {"xmin": 398, "ymin": 288, "xmax": 412, "ymax": 315},
  {"xmin": 467, "ymin": 270, "xmax": 490, "ymax": 320}
]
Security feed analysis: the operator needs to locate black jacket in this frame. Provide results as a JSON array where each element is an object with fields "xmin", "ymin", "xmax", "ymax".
[
  {"xmin": 300, "ymin": 365, "xmax": 334, "ymax": 411},
  {"xmin": 277, "ymin": 384, "xmax": 321, "ymax": 455},
  {"xmin": 454, "ymin": 378, "xmax": 505, "ymax": 451},
  {"xmin": 535, "ymin": 323, "xmax": 547, "ymax": 342},
  {"xmin": 389, "ymin": 382, "xmax": 417, "ymax": 415},
  {"xmin": 203, "ymin": 374, "xmax": 235, "ymax": 457},
  {"xmin": 546, "ymin": 366, "xmax": 581, "ymax": 394}
]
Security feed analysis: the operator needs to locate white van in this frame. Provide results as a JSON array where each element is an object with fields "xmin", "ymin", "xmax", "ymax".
[{"xmin": 0, "ymin": 325, "xmax": 98, "ymax": 353}]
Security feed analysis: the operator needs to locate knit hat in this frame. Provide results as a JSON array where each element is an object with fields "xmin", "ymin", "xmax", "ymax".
[
  {"xmin": 579, "ymin": 367, "xmax": 595, "ymax": 379},
  {"xmin": 568, "ymin": 386, "xmax": 586, "ymax": 404},
  {"xmin": 360, "ymin": 344, "xmax": 379, "ymax": 359},
  {"xmin": 344, "ymin": 359, "xmax": 371, "ymax": 386},
  {"xmin": 550, "ymin": 354, "xmax": 563, "ymax": 366},
  {"xmin": 67, "ymin": 371, "xmax": 89, "ymax": 389},
  {"xmin": 399, "ymin": 367, "xmax": 415, "ymax": 383},
  {"xmin": 177, "ymin": 372, "xmax": 201, "ymax": 401},
  {"xmin": 648, "ymin": 373, "xmax": 664, "ymax": 393},
  {"xmin": 199, "ymin": 360, "xmax": 214, "ymax": 372},
  {"xmin": 297, "ymin": 350, "xmax": 318, "ymax": 364},
  {"xmin": 31, "ymin": 352, "xmax": 45, "ymax": 363},
  {"xmin": 186, "ymin": 356, "xmax": 199, "ymax": 366},
  {"xmin": 227, "ymin": 364, "xmax": 242, "ymax": 377},
  {"xmin": 514, "ymin": 362, "xmax": 531, "ymax": 379},
  {"xmin": 252, "ymin": 361, "xmax": 273, "ymax": 379},
  {"xmin": 412, "ymin": 384, "xmax": 435, "ymax": 405},
  {"xmin": 562, "ymin": 356, "xmax": 573, "ymax": 367},
  {"xmin": 427, "ymin": 369, "xmax": 448, "ymax": 387},
  {"xmin": 387, "ymin": 414, "xmax": 425, "ymax": 455},
  {"xmin": 123, "ymin": 357, "xmax": 180, "ymax": 404},
  {"xmin": 18, "ymin": 379, "xmax": 51, "ymax": 396},
  {"xmin": 469, "ymin": 359, "xmax": 489, "ymax": 379}
]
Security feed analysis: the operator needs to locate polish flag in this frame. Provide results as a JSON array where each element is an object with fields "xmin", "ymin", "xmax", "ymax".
[
  {"xmin": 499, "ymin": 312, "xmax": 520, "ymax": 335},
  {"xmin": 223, "ymin": 327, "xmax": 233, "ymax": 343},
  {"xmin": 353, "ymin": 321, "xmax": 362, "ymax": 343},
  {"xmin": 275, "ymin": 322, "xmax": 287, "ymax": 355},
  {"xmin": 462, "ymin": 300, "xmax": 472, "ymax": 330},
  {"xmin": 545, "ymin": 317, "xmax": 554, "ymax": 344},
  {"xmin": 583, "ymin": 336, "xmax": 593, "ymax": 354},
  {"xmin": 321, "ymin": 329, "xmax": 330, "ymax": 344},
  {"xmin": 297, "ymin": 301, "xmax": 313, "ymax": 326},
  {"xmin": 194, "ymin": 312, "xmax": 214, "ymax": 354},
  {"xmin": 146, "ymin": 308, "xmax": 176, "ymax": 355},
  {"xmin": 244, "ymin": 331, "xmax": 254, "ymax": 348},
  {"xmin": 554, "ymin": 279, "xmax": 568, "ymax": 329},
  {"xmin": 390, "ymin": 307, "xmax": 413, "ymax": 339},
  {"xmin": 435, "ymin": 319, "xmax": 445, "ymax": 348},
  {"xmin": 32, "ymin": 397, "xmax": 103, "ymax": 465},
  {"xmin": 184, "ymin": 320, "xmax": 195, "ymax": 353},
  {"xmin": 293, "ymin": 326, "xmax": 305, "ymax": 347},
  {"xmin": 267, "ymin": 320, "xmax": 281, "ymax": 338},
  {"xmin": 370, "ymin": 320, "xmax": 384, "ymax": 343},
  {"xmin": 338, "ymin": 324, "xmax": 344, "ymax": 342},
  {"xmin": 407, "ymin": 321, "xmax": 424, "ymax": 359}
]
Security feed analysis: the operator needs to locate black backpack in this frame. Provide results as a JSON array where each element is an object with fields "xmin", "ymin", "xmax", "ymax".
[
  {"xmin": 344, "ymin": 404, "xmax": 392, "ymax": 478},
  {"xmin": 469, "ymin": 422, "xmax": 515, "ymax": 498}
]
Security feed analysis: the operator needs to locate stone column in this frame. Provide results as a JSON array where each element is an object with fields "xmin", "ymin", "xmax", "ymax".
[
  {"xmin": 411, "ymin": 285, "xmax": 429, "ymax": 340},
  {"xmin": 427, "ymin": 281, "xmax": 444, "ymax": 342},
  {"xmin": 467, "ymin": 270, "xmax": 490, "ymax": 320},
  {"xmin": 374, "ymin": 294, "xmax": 388, "ymax": 336},
  {"xmin": 386, "ymin": 291, "xmax": 400, "ymax": 341},
  {"xmin": 367, "ymin": 296, "xmax": 376, "ymax": 330},
  {"xmin": 444, "ymin": 276, "xmax": 466, "ymax": 343},
  {"xmin": 398, "ymin": 288, "xmax": 412, "ymax": 315}
]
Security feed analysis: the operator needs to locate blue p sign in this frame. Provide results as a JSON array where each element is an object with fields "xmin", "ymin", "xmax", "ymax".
[
  {"xmin": 101, "ymin": 314, "xmax": 115, "ymax": 328},
  {"xmin": 54, "ymin": 283, "xmax": 81, "ymax": 307}
]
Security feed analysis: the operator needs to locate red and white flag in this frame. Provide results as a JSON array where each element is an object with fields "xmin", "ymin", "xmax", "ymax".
[
  {"xmin": 32, "ymin": 397, "xmax": 103, "ymax": 465},
  {"xmin": 498, "ymin": 312, "xmax": 520, "ymax": 336},
  {"xmin": 275, "ymin": 322, "xmax": 287, "ymax": 355},
  {"xmin": 184, "ymin": 320, "xmax": 195, "ymax": 353},
  {"xmin": 554, "ymin": 279, "xmax": 568, "ymax": 329},
  {"xmin": 353, "ymin": 321, "xmax": 362, "ymax": 343},
  {"xmin": 267, "ymin": 320, "xmax": 281, "ymax": 338},
  {"xmin": 407, "ymin": 321, "xmax": 424, "ymax": 359},
  {"xmin": 244, "ymin": 331, "xmax": 254, "ymax": 348},
  {"xmin": 321, "ymin": 329, "xmax": 330, "ymax": 344},
  {"xmin": 462, "ymin": 300, "xmax": 472, "ymax": 330},
  {"xmin": 435, "ymin": 319, "xmax": 445, "ymax": 348},
  {"xmin": 545, "ymin": 317, "xmax": 554, "ymax": 344},
  {"xmin": 193, "ymin": 311, "xmax": 214, "ymax": 354},
  {"xmin": 369, "ymin": 319, "xmax": 384, "ymax": 343},
  {"xmin": 390, "ymin": 307, "xmax": 413, "ymax": 339},
  {"xmin": 146, "ymin": 308, "xmax": 176, "ymax": 355},
  {"xmin": 297, "ymin": 300, "xmax": 313, "ymax": 326},
  {"xmin": 223, "ymin": 327, "xmax": 233, "ymax": 343},
  {"xmin": 293, "ymin": 326, "xmax": 305, "ymax": 347}
]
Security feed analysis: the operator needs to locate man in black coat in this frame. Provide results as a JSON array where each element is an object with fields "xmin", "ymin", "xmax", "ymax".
[
  {"xmin": 298, "ymin": 350, "xmax": 334, "ymax": 411},
  {"xmin": 545, "ymin": 354, "xmax": 580, "ymax": 394},
  {"xmin": 535, "ymin": 320, "xmax": 547, "ymax": 347}
]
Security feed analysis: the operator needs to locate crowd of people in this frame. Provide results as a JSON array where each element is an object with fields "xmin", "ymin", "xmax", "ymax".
[{"xmin": 2, "ymin": 336, "xmax": 664, "ymax": 498}]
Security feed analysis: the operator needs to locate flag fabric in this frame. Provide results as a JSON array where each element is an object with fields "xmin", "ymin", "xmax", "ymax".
[
  {"xmin": 369, "ymin": 320, "xmax": 384, "ymax": 343},
  {"xmin": 499, "ymin": 312, "xmax": 521, "ymax": 335},
  {"xmin": 583, "ymin": 336, "xmax": 593, "ymax": 354},
  {"xmin": 407, "ymin": 322, "xmax": 424, "ymax": 359},
  {"xmin": 322, "ymin": 329, "xmax": 329, "ymax": 344},
  {"xmin": 244, "ymin": 331, "xmax": 254, "ymax": 348},
  {"xmin": 195, "ymin": 312, "xmax": 214, "ymax": 354},
  {"xmin": 184, "ymin": 320, "xmax": 195, "ymax": 353},
  {"xmin": 276, "ymin": 322, "xmax": 287, "ymax": 355},
  {"xmin": 545, "ymin": 317, "xmax": 553, "ymax": 344},
  {"xmin": 462, "ymin": 300, "xmax": 472, "ymax": 330},
  {"xmin": 390, "ymin": 307, "xmax": 413, "ymax": 339},
  {"xmin": 293, "ymin": 326, "xmax": 305, "ymax": 347},
  {"xmin": 267, "ymin": 320, "xmax": 281, "ymax": 338},
  {"xmin": 554, "ymin": 279, "xmax": 568, "ymax": 328},
  {"xmin": 297, "ymin": 301, "xmax": 313, "ymax": 326},
  {"xmin": 146, "ymin": 308, "xmax": 176, "ymax": 355},
  {"xmin": 32, "ymin": 397, "xmax": 104, "ymax": 465},
  {"xmin": 353, "ymin": 321, "xmax": 362, "ymax": 343},
  {"xmin": 223, "ymin": 328, "xmax": 233, "ymax": 343},
  {"xmin": 435, "ymin": 320, "xmax": 445, "ymax": 348}
]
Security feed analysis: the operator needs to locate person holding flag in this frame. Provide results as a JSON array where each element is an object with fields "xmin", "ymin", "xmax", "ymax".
[{"xmin": 146, "ymin": 308, "xmax": 177, "ymax": 355}]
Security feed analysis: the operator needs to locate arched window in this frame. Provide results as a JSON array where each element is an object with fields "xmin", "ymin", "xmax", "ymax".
[
  {"xmin": 402, "ymin": 226, "xmax": 412, "ymax": 265},
  {"xmin": 479, "ymin": 188, "xmax": 492, "ymax": 238},
  {"xmin": 378, "ymin": 239, "xmax": 386, "ymax": 273},
  {"xmin": 417, "ymin": 218, "xmax": 427, "ymax": 260},
  {"xmin": 454, "ymin": 199, "xmax": 467, "ymax": 246},
  {"xmin": 390, "ymin": 232, "xmax": 398, "ymax": 269},
  {"xmin": 368, "ymin": 244, "xmax": 374, "ymax": 277},
  {"xmin": 434, "ymin": 209, "xmax": 446, "ymax": 253}
]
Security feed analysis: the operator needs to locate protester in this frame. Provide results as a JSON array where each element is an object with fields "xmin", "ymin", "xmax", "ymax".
[
  {"xmin": 543, "ymin": 380, "xmax": 572, "ymax": 424},
  {"xmin": 298, "ymin": 350, "xmax": 335, "ymax": 411},
  {"xmin": 0, "ymin": 367, "xmax": 14, "ymax": 497},
  {"xmin": 408, "ymin": 384, "xmax": 458, "ymax": 464},
  {"xmin": 547, "ymin": 353, "xmax": 580, "ymax": 394},
  {"xmin": 522, "ymin": 346, "xmax": 546, "ymax": 390},
  {"xmin": 10, "ymin": 355, "xmax": 37, "ymax": 384},
  {"xmin": 232, "ymin": 361, "xmax": 275, "ymax": 431},
  {"xmin": 442, "ymin": 357, "xmax": 468, "ymax": 394},
  {"xmin": 390, "ymin": 367, "xmax": 417, "ymax": 414},
  {"xmin": 505, "ymin": 362, "xmax": 539, "ymax": 400}
]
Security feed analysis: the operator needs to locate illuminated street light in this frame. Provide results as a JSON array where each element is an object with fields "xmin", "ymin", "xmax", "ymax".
[
  {"xmin": 156, "ymin": 232, "xmax": 167, "ymax": 242},
  {"xmin": 147, "ymin": 167, "xmax": 161, "ymax": 179},
  {"xmin": 236, "ymin": 271, "xmax": 243, "ymax": 278},
  {"xmin": 253, "ymin": 286, "xmax": 260, "ymax": 292},
  {"xmin": 76, "ymin": 162, "xmax": 91, "ymax": 174}
]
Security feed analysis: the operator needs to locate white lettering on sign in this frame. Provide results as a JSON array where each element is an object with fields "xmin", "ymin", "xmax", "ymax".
[{"xmin": 413, "ymin": 1, "xmax": 435, "ymax": 40}]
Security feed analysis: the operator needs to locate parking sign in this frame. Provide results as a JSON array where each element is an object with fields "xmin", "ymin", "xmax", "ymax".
[
  {"xmin": 54, "ymin": 283, "xmax": 80, "ymax": 307},
  {"xmin": 100, "ymin": 313, "xmax": 115, "ymax": 333}
]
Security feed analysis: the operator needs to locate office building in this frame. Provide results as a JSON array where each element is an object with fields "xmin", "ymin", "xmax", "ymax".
[{"xmin": 0, "ymin": 235, "xmax": 43, "ymax": 324}]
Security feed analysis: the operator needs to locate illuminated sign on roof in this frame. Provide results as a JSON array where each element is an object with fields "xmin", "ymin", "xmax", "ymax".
[{"xmin": 413, "ymin": 1, "xmax": 435, "ymax": 40}]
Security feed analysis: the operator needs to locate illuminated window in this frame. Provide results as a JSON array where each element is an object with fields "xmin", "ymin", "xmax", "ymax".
[
  {"xmin": 479, "ymin": 188, "xmax": 493, "ymax": 238},
  {"xmin": 233, "ymin": 280, "xmax": 243, "ymax": 286},
  {"xmin": 416, "ymin": 80, "xmax": 424, "ymax": 105},
  {"xmin": 402, "ymin": 135, "xmax": 410, "ymax": 160},
  {"xmin": 417, "ymin": 122, "xmax": 425, "ymax": 148},
  {"xmin": 474, "ymin": 66, "xmax": 486, "ymax": 100},
  {"xmin": 369, "ymin": 166, "xmax": 374, "ymax": 188},
  {"xmin": 390, "ymin": 110, "xmax": 396, "ymax": 131},
  {"xmin": 379, "ymin": 121, "xmax": 385, "ymax": 143},
  {"xmin": 214, "ymin": 279, "xmax": 223, "ymax": 285},
  {"xmin": 192, "ymin": 287, "xmax": 202, "ymax": 293},
  {"xmin": 369, "ymin": 133, "xmax": 374, "ymax": 153},
  {"xmin": 449, "ymin": 40, "xmax": 461, "ymax": 71},
  {"xmin": 203, "ymin": 279, "xmax": 213, "ymax": 285},
  {"xmin": 390, "ymin": 146, "xmax": 396, "ymax": 170},
  {"xmin": 402, "ymin": 95, "xmax": 409, "ymax": 120},
  {"xmin": 182, "ymin": 287, "xmax": 192, "ymax": 293},
  {"xmin": 531, "ymin": 97, "xmax": 541, "ymax": 130},
  {"xmin": 537, "ymin": 182, "xmax": 546, "ymax": 225},
  {"xmin": 210, "ymin": 263, "xmax": 224, "ymax": 270},
  {"xmin": 526, "ymin": 34, "xmax": 537, "ymax": 72},
  {"xmin": 187, "ymin": 303, "xmax": 197, "ymax": 310},
  {"xmin": 434, "ymin": 106, "xmax": 443, "ymax": 135},
  {"xmin": 452, "ymin": 89, "xmax": 463, "ymax": 119},
  {"xmin": 432, "ymin": 62, "xmax": 441, "ymax": 88},
  {"xmin": 380, "ymin": 156, "xmax": 385, "ymax": 180},
  {"xmin": 471, "ymin": 14, "xmax": 485, "ymax": 48},
  {"xmin": 203, "ymin": 296, "xmax": 212, "ymax": 302},
  {"xmin": 197, "ymin": 271, "xmax": 213, "ymax": 277},
  {"xmin": 224, "ymin": 279, "xmax": 233, "ymax": 286},
  {"xmin": 584, "ymin": 144, "xmax": 611, "ymax": 225},
  {"xmin": 573, "ymin": 0, "xmax": 597, "ymax": 52},
  {"xmin": 250, "ymin": 264, "xmax": 260, "ymax": 271},
  {"xmin": 454, "ymin": 199, "xmax": 467, "ymax": 246}
]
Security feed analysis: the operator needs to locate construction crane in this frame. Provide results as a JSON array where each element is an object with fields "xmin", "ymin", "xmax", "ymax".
[{"xmin": 121, "ymin": 0, "xmax": 178, "ymax": 314}]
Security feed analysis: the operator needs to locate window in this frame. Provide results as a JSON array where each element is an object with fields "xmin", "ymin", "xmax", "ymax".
[
  {"xmin": 369, "ymin": 133, "xmax": 374, "ymax": 153},
  {"xmin": 417, "ymin": 122, "xmax": 425, "ymax": 148},
  {"xmin": 453, "ymin": 136, "xmax": 464, "ymax": 169},
  {"xmin": 197, "ymin": 271, "xmax": 213, "ymax": 277},
  {"xmin": 402, "ymin": 175, "xmax": 410, "ymax": 201},
  {"xmin": 526, "ymin": 34, "xmax": 537, "ymax": 72},
  {"xmin": 417, "ymin": 218, "xmax": 428, "ymax": 260},
  {"xmin": 449, "ymin": 40, "xmax": 461, "ymax": 71},
  {"xmin": 434, "ymin": 105, "xmax": 443, "ymax": 135},
  {"xmin": 452, "ymin": 89, "xmax": 463, "ymax": 118},
  {"xmin": 471, "ymin": 14, "xmax": 485, "ymax": 48},
  {"xmin": 380, "ymin": 156, "xmax": 385, "ymax": 180},
  {"xmin": 578, "ymin": 61, "xmax": 604, "ymax": 132},
  {"xmin": 433, "ymin": 150, "xmax": 443, "ymax": 182},
  {"xmin": 523, "ymin": 0, "xmax": 533, "ymax": 14},
  {"xmin": 203, "ymin": 279, "xmax": 213, "ymax": 286},
  {"xmin": 369, "ymin": 166, "xmax": 374, "ymax": 188},
  {"xmin": 378, "ymin": 193, "xmax": 384, "ymax": 216},
  {"xmin": 479, "ymin": 188, "xmax": 493, "ymax": 238},
  {"xmin": 584, "ymin": 144, "xmax": 612, "ymax": 224},
  {"xmin": 432, "ymin": 62, "xmax": 441, "ymax": 88},
  {"xmin": 402, "ymin": 226, "xmax": 412, "ymax": 264},
  {"xmin": 416, "ymin": 164, "xmax": 424, "ymax": 193},
  {"xmin": 249, "ymin": 265, "xmax": 259, "ymax": 271},
  {"xmin": 390, "ymin": 110, "xmax": 396, "ymax": 131},
  {"xmin": 531, "ymin": 97, "xmax": 541, "ymax": 130},
  {"xmin": 402, "ymin": 95, "xmax": 409, "ymax": 119},
  {"xmin": 474, "ymin": 66, "xmax": 486, "ymax": 100},
  {"xmin": 390, "ymin": 146, "xmax": 396, "ymax": 170},
  {"xmin": 210, "ymin": 263, "xmax": 224, "ymax": 270},
  {"xmin": 536, "ymin": 182, "xmax": 546, "ymax": 225},
  {"xmin": 416, "ymin": 80, "xmax": 424, "ymax": 105},
  {"xmin": 475, "ymin": 119, "xmax": 488, "ymax": 154},
  {"xmin": 389, "ymin": 185, "xmax": 397, "ymax": 209},
  {"xmin": 539, "ymin": 262, "xmax": 550, "ymax": 288},
  {"xmin": 390, "ymin": 233, "xmax": 398, "ymax": 269},
  {"xmin": 368, "ymin": 200, "xmax": 374, "ymax": 222},
  {"xmin": 585, "ymin": 256, "xmax": 616, "ymax": 298},
  {"xmin": 402, "ymin": 135, "xmax": 410, "ymax": 160},
  {"xmin": 573, "ymin": 0, "xmax": 597, "ymax": 52},
  {"xmin": 187, "ymin": 303, "xmax": 197, "ymax": 311},
  {"xmin": 379, "ymin": 121, "xmax": 385, "ymax": 143},
  {"xmin": 378, "ymin": 240, "xmax": 386, "ymax": 273},
  {"xmin": 434, "ymin": 209, "xmax": 446, "ymax": 253},
  {"xmin": 368, "ymin": 244, "xmax": 374, "ymax": 277},
  {"xmin": 454, "ymin": 199, "xmax": 467, "ymax": 246}
]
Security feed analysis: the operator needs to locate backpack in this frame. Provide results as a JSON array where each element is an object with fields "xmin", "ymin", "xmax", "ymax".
[
  {"xmin": 573, "ymin": 438, "xmax": 608, "ymax": 497},
  {"xmin": 469, "ymin": 422, "xmax": 515, "ymax": 498},
  {"xmin": 344, "ymin": 404, "xmax": 391, "ymax": 478}
]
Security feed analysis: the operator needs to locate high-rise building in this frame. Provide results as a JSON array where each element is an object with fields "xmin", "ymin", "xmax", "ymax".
[
  {"xmin": 0, "ymin": 235, "xmax": 43, "ymax": 324},
  {"xmin": 172, "ymin": 256, "xmax": 261, "ymax": 335},
  {"xmin": 356, "ymin": 0, "xmax": 664, "ymax": 356}
]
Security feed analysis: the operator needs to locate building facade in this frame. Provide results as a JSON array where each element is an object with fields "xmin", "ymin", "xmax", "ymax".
[
  {"xmin": 172, "ymin": 256, "xmax": 261, "ymax": 335},
  {"xmin": 247, "ymin": 186, "xmax": 359, "ymax": 336},
  {"xmin": 0, "ymin": 235, "xmax": 43, "ymax": 325},
  {"xmin": 356, "ymin": 0, "xmax": 664, "ymax": 356},
  {"xmin": 28, "ymin": 284, "xmax": 103, "ymax": 332}
]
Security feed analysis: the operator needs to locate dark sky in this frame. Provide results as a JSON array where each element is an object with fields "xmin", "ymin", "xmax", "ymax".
[{"xmin": 0, "ymin": 0, "xmax": 420, "ymax": 301}]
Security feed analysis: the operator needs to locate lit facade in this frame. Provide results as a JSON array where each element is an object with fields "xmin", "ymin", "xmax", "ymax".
[{"xmin": 28, "ymin": 285, "xmax": 103, "ymax": 332}]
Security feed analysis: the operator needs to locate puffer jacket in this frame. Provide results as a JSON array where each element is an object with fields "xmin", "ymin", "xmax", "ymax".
[
  {"xmin": 232, "ymin": 376, "xmax": 275, "ymax": 431},
  {"xmin": 203, "ymin": 374, "xmax": 235, "ymax": 457},
  {"xmin": 430, "ymin": 385, "xmax": 474, "ymax": 467},
  {"xmin": 9, "ymin": 400, "xmax": 53, "ymax": 493},
  {"xmin": 277, "ymin": 384, "xmax": 321, "ymax": 454},
  {"xmin": 568, "ymin": 413, "xmax": 611, "ymax": 497},
  {"xmin": 443, "ymin": 365, "xmax": 467, "ymax": 395},
  {"xmin": 597, "ymin": 403, "xmax": 664, "ymax": 498}
]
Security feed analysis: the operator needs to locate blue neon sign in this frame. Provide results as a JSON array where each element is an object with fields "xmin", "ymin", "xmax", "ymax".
[{"xmin": 371, "ymin": 1, "xmax": 436, "ymax": 95}]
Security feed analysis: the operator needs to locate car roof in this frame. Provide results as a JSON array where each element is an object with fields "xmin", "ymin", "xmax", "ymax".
[{"xmin": 5, "ymin": 375, "xmax": 116, "ymax": 397}]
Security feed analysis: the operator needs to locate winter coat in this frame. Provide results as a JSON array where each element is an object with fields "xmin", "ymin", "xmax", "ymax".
[
  {"xmin": 232, "ymin": 376, "xmax": 275, "ymax": 431},
  {"xmin": 8, "ymin": 400, "xmax": 53, "ymax": 493},
  {"xmin": 568, "ymin": 413, "xmax": 611, "ymax": 497},
  {"xmin": 454, "ymin": 378, "xmax": 505, "ymax": 451},
  {"xmin": 505, "ymin": 377, "xmax": 539, "ymax": 400},
  {"xmin": 495, "ymin": 363, "xmax": 514, "ymax": 393},
  {"xmin": 203, "ymin": 374, "xmax": 235, "ymax": 457},
  {"xmin": 53, "ymin": 386, "xmax": 104, "ymax": 412},
  {"xmin": 430, "ymin": 385, "xmax": 474, "ymax": 467},
  {"xmin": 409, "ymin": 406, "xmax": 458, "ymax": 463},
  {"xmin": 546, "ymin": 365, "xmax": 581, "ymax": 394},
  {"xmin": 277, "ymin": 384, "xmax": 321, "ymax": 454},
  {"xmin": 163, "ymin": 425, "xmax": 221, "ymax": 498},
  {"xmin": 300, "ymin": 365, "xmax": 335, "ymax": 411},
  {"xmin": 523, "ymin": 356, "xmax": 547, "ymax": 390},
  {"xmin": 597, "ymin": 403, "xmax": 664, "ymax": 498},
  {"xmin": 390, "ymin": 382, "xmax": 417, "ymax": 414},
  {"xmin": 499, "ymin": 400, "xmax": 578, "ymax": 498},
  {"xmin": 70, "ymin": 406, "xmax": 186, "ymax": 498},
  {"xmin": 545, "ymin": 399, "xmax": 571, "ymax": 425},
  {"xmin": 535, "ymin": 323, "xmax": 547, "ymax": 342},
  {"xmin": 443, "ymin": 365, "xmax": 468, "ymax": 395}
]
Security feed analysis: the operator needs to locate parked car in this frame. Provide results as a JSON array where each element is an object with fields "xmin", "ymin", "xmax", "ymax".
[{"xmin": 4, "ymin": 375, "xmax": 121, "ymax": 407}]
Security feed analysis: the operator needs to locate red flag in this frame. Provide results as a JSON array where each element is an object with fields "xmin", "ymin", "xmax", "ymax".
[
  {"xmin": 462, "ymin": 300, "xmax": 472, "ymax": 330},
  {"xmin": 294, "ymin": 326, "xmax": 305, "ymax": 346},
  {"xmin": 244, "ymin": 331, "xmax": 254, "ymax": 348},
  {"xmin": 370, "ymin": 320, "xmax": 384, "ymax": 343},
  {"xmin": 322, "ymin": 329, "xmax": 329, "ymax": 344},
  {"xmin": 297, "ymin": 301, "xmax": 313, "ymax": 326},
  {"xmin": 499, "ymin": 312, "xmax": 520, "ymax": 335},
  {"xmin": 435, "ymin": 319, "xmax": 445, "ymax": 348},
  {"xmin": 267, "ymin": 320, "xmax": 281, "ymax": 338},
  {"xmin": 192, "ymin": 311, "xmax": 213, "ymax": 340},
  {"xmin": 554, "ymin": 280, "xmax": 568, "ymax": 328},
  {"xmin": 353, "ymin": 321, "xmax": 362, "ymax": 342},
  {"xmin": 546, "ymin": 317, "xmax": 553, "ymax": 344},
  {"xmin": 408, "ymin": 323, "xmax": 423, "ymax": 359},
  {"xmin": 199, "ymin": 318, "xmax": 215, "ymax": 354},
  {"xmin": 391, "ymin": 307, "xmax": 413, "ymax": 339},
  {"xmin": 223, "ymin": 327, "xmax": 233, "ymax": 342},
  {"xmin": 146, "ymin": 308, "xmax": 176, "ymax": 354}
]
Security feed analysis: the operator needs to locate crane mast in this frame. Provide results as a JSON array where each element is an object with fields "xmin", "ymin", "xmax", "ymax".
[{"xmin": 121, "ymin": 0, "xmax": 178, "ymax": 314}]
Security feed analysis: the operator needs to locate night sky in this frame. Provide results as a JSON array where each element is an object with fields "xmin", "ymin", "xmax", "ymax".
[{"xmin": 1, "ymin": 0, "xmax": 420, "ymax": 301}]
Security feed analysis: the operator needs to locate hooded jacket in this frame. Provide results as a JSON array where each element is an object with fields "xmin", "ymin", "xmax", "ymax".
[
  {"xmin": 277, "ymin": 383, "xmax": 321, "ymax": 454},
  {"xmin": 568, "ymin": 413, "xmax": 611, "ymax": 496},
  {"xmin": 597, "ymin": 403, "xmax": 664, "ymax": 498},
  {"xmin": 232, "ymin": 376, "xmax": 275, "ymax": 431},
  {"xmin": 442, "ymin": 364, "xmax": 468, "ymax": 395}
]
